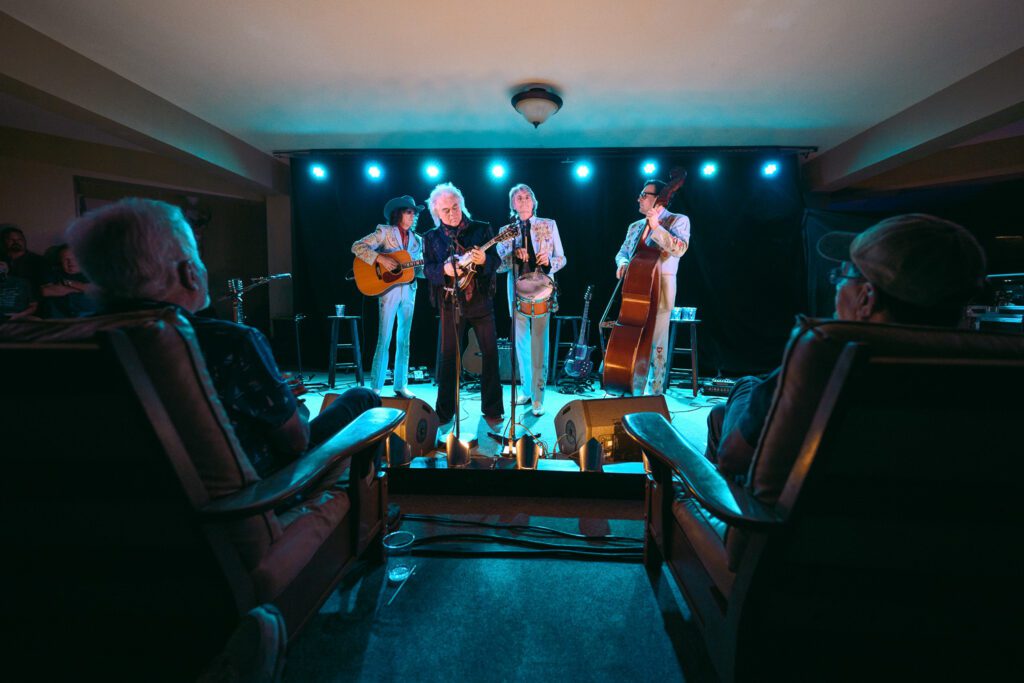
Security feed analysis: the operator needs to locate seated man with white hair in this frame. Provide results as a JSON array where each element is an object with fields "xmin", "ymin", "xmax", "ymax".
[{"xmin": 66, "ymin": 197, "xmax": 379, "ymax": 479}]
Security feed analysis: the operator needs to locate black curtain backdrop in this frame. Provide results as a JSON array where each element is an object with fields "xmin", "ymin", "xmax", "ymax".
[
  {"xmin": 291, "ymin": 149, "xmax": 807, "ymax": 378},
  {"xmin": 806, "ymin": 177, "xmax": 1024, "ymax": 315}
]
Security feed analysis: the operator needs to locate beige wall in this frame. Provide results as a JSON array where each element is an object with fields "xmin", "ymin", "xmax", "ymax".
[
  {"xmin": 0, "ymin": 155, "xmax": 78, "ymax": 250},
  {"xmin": 1, "ymin": 126, "xmax": 294, "ymax": 317}
]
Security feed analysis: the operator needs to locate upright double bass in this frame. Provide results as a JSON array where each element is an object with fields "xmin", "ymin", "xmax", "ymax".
[{"xmin": 601, "ymin": 170, "xmax": 687, "ymax": 394}]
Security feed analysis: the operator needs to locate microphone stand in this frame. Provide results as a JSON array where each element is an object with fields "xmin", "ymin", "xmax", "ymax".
[
  {"xmin": 446, "ymin": 234, "xmax": 466, "ymax": 445},
  {"xmin": 489, "ymin": 217, "xmax": 528, "ymax": 457}
]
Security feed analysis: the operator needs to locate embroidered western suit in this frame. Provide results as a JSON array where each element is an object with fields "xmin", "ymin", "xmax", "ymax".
[{"xmin": 613, "ymin": 208, "xmax": 690, "ymax": 395}]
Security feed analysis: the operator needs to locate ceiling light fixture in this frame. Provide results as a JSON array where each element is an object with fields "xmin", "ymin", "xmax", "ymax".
[{"xmin": 511, "ymin": 86, "xmax": 563, "ymax": 128}]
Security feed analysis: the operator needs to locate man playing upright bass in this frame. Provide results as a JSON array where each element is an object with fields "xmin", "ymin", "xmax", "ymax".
[{"xmin": 612, "ymin": 179, "xmax": 690, "ymax": 396}]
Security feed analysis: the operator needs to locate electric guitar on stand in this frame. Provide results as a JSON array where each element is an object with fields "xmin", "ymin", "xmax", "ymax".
[
  {"xmin": 564, "ymin": 285, "xmax": 595, "ymax": 379},
  {"xmin": 352, "ymin": 250, "xmax": 422, "ymax": 296}
]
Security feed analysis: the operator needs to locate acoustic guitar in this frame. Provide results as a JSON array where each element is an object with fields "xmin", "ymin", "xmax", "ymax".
[
  {"xmin": 602, "ymin": 169, "xmax": 687, "ymax": 394},
  {"xmin": 352, "ymin": 250, "xmax": 422, "ymax": 297},
  {"xmin": 563, "ymin": 285, "xmax": 595, "ymax": 378}
]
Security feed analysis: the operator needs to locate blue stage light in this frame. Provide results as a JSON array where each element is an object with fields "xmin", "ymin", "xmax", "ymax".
[
  {"xmin": 490, "ymin": 163, "xmax": 507, "ymax": 179},
  {"xmin": 309, "ymin": 164, "xmax": 328, "ymax": 181},
  {"xmin": 762, "ymin": 162, "xmax": 779, "ymax": 177},
  {"xmin": 574, "ymin": 163, "xmax": 592, "ymax": 180},
  {"xmin": 425, "ymin": 163, "xmax": 442, "ymax": 179},
  {"xmin": 366, "ymin": 163, "xmax": 383, "ymax": 180},
  {"xmin": 701, "ymin": 162, "xmax": 718, "ymax": 178},
  {"xmin": 641, "ymin": 160, "xmax": 657, "ymax": 175}
]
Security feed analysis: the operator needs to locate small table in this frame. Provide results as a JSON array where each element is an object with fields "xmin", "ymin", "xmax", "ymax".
[{"xmin": 664, "ymin": 319, "xmax": 700, "ymax": 397}]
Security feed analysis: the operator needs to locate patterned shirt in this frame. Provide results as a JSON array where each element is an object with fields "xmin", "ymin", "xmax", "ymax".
[
  {"xmin": 614, "ymin": 208, "xmax": 690, "ymax": 276},
  {"xmin": 188, "ymin": 315, "xmax": 299, "ymax": 478},
  {"xmin": 351, "ymin": 224, "xmax": 425, "ymax": 286},
  {"xmin": 101, "ymin": 300, "xmax": 299, "ymax": 478}
]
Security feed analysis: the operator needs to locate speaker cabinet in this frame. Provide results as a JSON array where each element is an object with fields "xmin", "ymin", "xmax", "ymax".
[
  {"xmin": 462, "ymin": 328, "xmax": 519, "ymax": 383},
  {"xmin": 380, "ymin": 396, "xmax": 440, "ymax": 456},
  {"xmin": 321, "ymin": 393, "xmax": 439, "ymax": 457},
  {"xmin": 554, "ymin": 396, "xmax": 670, "ymax": 459}
]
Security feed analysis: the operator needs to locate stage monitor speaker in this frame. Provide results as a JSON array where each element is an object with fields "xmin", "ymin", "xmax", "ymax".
[
  {"xmin": 321, "ymin": 393, "xmax": 439, "ymax": 457},
  {"xmin": 554, "ymin": 396, "xmax": 670, "ymax": 459}
]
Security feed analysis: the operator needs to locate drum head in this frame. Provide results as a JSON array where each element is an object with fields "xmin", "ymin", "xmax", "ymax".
[{"xmin": 515, "ymin": 271, "xmax": 554, "ymax": 300}]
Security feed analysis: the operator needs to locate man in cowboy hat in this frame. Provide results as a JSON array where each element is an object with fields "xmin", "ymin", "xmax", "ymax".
[{"xmin": 352, "ymin": 195, "xmax": 426, "ymax": 398}]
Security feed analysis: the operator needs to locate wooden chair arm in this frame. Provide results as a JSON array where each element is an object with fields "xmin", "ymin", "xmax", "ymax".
[
  {"xmin": 623, "ymin": 412, "xmax": 781, "ymax": 529},
  {"xmin": 200, "ymin": 407, "xmax": 404, "ymax": 519}
]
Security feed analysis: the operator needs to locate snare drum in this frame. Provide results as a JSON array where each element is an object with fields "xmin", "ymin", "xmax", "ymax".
[{"xmin": 514, "ymin": 271, "xmax": 555, "ymax": 318}]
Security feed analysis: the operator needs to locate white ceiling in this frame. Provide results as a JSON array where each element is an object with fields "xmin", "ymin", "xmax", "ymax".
[{"xmin": 3, "ymin": 0, "xmax": 1023, "ymax": 155}]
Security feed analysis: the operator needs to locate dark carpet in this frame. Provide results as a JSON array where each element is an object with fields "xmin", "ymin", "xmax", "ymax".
[{"xmin": 283, "ymin": 497, "xmax": 690, "ymax": 682}]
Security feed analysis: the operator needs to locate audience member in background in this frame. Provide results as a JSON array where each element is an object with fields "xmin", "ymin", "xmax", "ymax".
[
  {"xmin": 0, "ymin": 261, "xmax": 37, "ymax": 321},
  {"xmin": 705, "ymin": 214, "xmax": 986, "ymax": 479},
  {"xmin": 40, "ymin": 244, "xmax": 96, "ymax": 318},
  {"xmin": 1, "ymin": 224, "xmax": 49, "ymax": 297},
  {"xmin": 66, "ymin": 198, "xmax": 379, "ymax": 480}
]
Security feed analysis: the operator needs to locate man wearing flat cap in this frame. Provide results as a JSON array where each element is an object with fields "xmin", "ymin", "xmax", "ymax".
[
  {"xmin": 352, "ymin": 195, "xmax": 425, "ymax": 398},
  {"xmin": 705, "ymin": 213, "xmax": 987, "ymax": 477}
]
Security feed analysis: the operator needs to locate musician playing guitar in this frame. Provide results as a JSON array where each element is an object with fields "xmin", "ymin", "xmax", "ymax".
[
  {"xmin": 422, "ymin": 182, "xmax": 505, "ymax": 428},
  {"xmin": 613, "ymin": 179, "xmax": 691, "ymax": 395},
  {"xmin": 352, "ymin": 195, "xmax": 425, "ymax": 399}
]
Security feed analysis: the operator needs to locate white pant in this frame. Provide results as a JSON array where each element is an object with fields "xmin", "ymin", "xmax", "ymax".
[
  {"xmin": 635, "ymin": 275, "xmax": 676, "ymax": 396},
  {"xmin": 369, "ymin": 283, "xmax": 416, "ymax": 393},
  {"xmin": 511, "ymin": 308, "xmax": 550, "ymax": 404}
]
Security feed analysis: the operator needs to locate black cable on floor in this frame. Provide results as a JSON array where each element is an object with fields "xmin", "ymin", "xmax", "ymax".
[
  {"xmin": 412, "ymin": 547, "xmax": 642, "ymax": 562},
  {"xmin": 403, "ymin": 513, "xmax": 643, "ymax": 545},
  {"xmin": 411, "ymin": 532, "xmax": 643, "ymax": 555}
]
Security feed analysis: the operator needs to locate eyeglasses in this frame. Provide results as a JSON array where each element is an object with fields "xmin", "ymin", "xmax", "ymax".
[
  {"xmin": 828, "ymin": 267, "xmax": 867, "ymax": 287},
  {"xmin": 638, "ymin": 191, "xmax": 658, "ymax": 199}
]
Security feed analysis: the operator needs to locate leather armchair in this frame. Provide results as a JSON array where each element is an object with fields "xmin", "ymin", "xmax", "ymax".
[
  {"xmin": 0, "ymin": 308, "xmax": 403, "ymax": 678},
  {"xmin": 624, "ymin": 316, "xmax": 1024, "ymax": 681}
]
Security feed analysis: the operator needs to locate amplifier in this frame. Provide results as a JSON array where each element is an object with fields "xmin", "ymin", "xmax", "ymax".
[{"xmin": 702, "ymin": 378, "xmax": 737, "ymax": 397}]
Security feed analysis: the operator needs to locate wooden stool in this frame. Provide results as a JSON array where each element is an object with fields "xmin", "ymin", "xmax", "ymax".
[
  {"xmin": 549, "ymin": 315, "xmax": 582, "ymax": 384},
  {"xmin": 327, "ymin": 315, "xmax": 363, "ymax": 389},
  {"xmin": 665, "ymin": 319, "xmax": 700, "ymax": 397}
]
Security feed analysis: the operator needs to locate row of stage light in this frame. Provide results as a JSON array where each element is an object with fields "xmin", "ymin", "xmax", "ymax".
[{"xmin": 308, "ymin": 159, "xmax": 783, "ymax": 182}]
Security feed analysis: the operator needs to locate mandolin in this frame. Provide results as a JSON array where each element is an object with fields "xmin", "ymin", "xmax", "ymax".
[
  {"xmin": 602, "ymin": 169, "xmax": 687, "ymax": 394},
  {"xmin": 443, "ymin": 224, "xmax": 519, "ymax": 292},
  {"xmin": 563, "ymin": 285, "xmax": 595, "ymax": 378},
  {"xmin": 352, "ymin": 250, "xmax": 422, "ymax": 297}
]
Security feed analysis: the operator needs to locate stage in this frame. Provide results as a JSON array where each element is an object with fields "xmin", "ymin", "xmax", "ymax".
[{"xmin": 299, "ymin": 370, "xmax": 720, "ymax": 466}]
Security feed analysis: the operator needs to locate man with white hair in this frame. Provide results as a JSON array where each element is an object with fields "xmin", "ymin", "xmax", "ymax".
[
  {"xmin": 496, "ymin": 183, "xmax": 566, "ymax": 417},
  {"xmin": 67, "ymin": 198, "xmax": 379, "ymax": 479},
  {"xmin": 421, "ymin": 182, "xmax": 504, "ymax": 427}
]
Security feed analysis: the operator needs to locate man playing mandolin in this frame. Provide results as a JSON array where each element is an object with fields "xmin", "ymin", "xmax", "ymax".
[
  {"xmin": 352, "ymin": 195, "xmax": 425, "ymax": 398},
  {"xmin": 422, "ymin": 182, "xmax": 504, "ymax": 428},
  {"xmin": 613, "ymin": 179, "xmax": 691, "ymax": 395}
]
